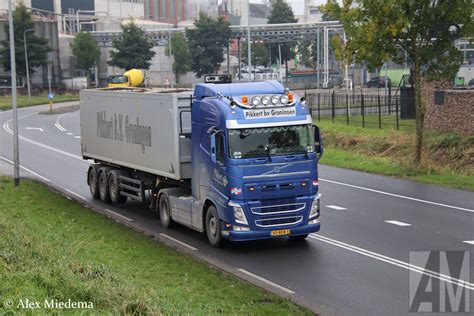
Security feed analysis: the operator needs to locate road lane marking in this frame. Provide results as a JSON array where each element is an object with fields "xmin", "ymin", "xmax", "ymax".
[
  {"xmin": 0, "ymin": 156, "xmax": 50, "ymax": 182},
  {"xmin": 67, "ymin": 132, "xmax": 73, "ymax": 135},
  {"xmin": 26, "ymin": 127, "xmax": 44, "ymax": 132},
  {"xmin": 55, "ymin": 113, "xmax": 67, "ymax": 132},
  {"xmin": 319, "ymin": 178, "xmax": 474, "ymax": 213},
  {"xmin": 385, "ymin": 220, "xmax": 412, "ymax": 227},
  {"xmin": 105, "ymin": 208, "xmax": 133, "ymax": 222},
  {"xmin": 159, "ymin": 233, "xmax": 198, "ymax": 251},
  {"xmin": 326, "ymin": 205, "xmax": 347, "ymax": 210},
  {"xmin": 64, "ymin": 189, "xmax": 86, "ymax": 201},
  {"xmin": 463, "ymin": 240, "xmax": 474, "ymax": 245},
  {"xmin": 310, "ymin": 234, "xmax": 474, "ymax": 290},
  {"xmin": 74, "ymin": 136, "xmax": 81, "ymax": 139},
  {"xmin": 238, "ymin": 268, "xmax": 295, "ymax": 294},
  {"xmin": 3, "ymin": 119, "xmax": 84, "ymax": 162}
]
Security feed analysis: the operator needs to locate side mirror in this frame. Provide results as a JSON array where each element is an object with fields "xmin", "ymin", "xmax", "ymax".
[
  {"xmin": 313, "ymin": 125, "xmax": 324, "ymax": 158},
  {"xmin": 210, "ymin": 133, "xmax": 217, "ymax": 163}
]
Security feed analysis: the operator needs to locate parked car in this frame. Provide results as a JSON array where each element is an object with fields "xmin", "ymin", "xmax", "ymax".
[{"xmin": 367, "ymin": 76, "xmax": 392, "ymax": 88}]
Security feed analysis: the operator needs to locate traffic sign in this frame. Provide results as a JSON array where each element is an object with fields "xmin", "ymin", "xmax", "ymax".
[{"xmin": 48, "ymin": 92, "xmax": 54, "ymax": 100}]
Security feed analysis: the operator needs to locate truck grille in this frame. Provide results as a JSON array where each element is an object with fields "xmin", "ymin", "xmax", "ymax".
[
  {"xmin": 251, "ymin": 202, "xmax": 306, "ymax": 215},
  {"xmin": 255, "ymin": 216, "xmax": 303, "ymax": 228}
]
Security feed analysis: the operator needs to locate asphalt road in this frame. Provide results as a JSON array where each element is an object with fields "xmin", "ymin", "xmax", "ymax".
[{"xmin": 1, "ymin": 103, "xmax": 473, "ymax": 315}]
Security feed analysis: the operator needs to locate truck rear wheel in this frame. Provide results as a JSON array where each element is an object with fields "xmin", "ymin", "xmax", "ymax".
[
  {"xmin": 206, "ymin": 206, "xmax": 224, "ymax": 247},
  {"xmin": 158, "ymin": 194, "xmax": 173, "ymax": 228},
  {"xmin": 108, "ymin": 170, "xmax": 127, "ymax": 205},
  {"xmin": 87, "ymin": 165, "xmax": 99, "ymax": 199},
  {"xmin": 98, "ymin": 168, "xmax": 111, "ymax": 203}
]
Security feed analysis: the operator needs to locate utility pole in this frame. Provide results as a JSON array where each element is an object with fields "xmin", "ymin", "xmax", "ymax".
[
  {"xmin": 247, "ymin": 0, "xmax": 251, "ymax": 82},
  {"xmin": 8, "ymin": 0, "xmax": 20, "ymax": 186},
  {"xmin": 23, "ymin": 28, "xmax": 35, "ymax": 102}
]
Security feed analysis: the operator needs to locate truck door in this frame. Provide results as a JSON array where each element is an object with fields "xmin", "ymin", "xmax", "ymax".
[{"xmin": 210, "ymin": 131, "xmax": 228, "ymax": 205}]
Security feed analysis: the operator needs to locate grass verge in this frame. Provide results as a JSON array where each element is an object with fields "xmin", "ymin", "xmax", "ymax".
[
  {"xmin": 317, "ymin": 120, "xmax": 474, "ymax": 191},
  {"xmin": 0, "ymin": 94, "xmax": 79, "ymax": 110},
  {"xmin": 0, "ymin": 178, "xmax": 312, "ymax": 315}
]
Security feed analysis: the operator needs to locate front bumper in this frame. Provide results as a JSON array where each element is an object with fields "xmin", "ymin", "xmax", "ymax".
[{"xmin": 223, "ymin": 219, "xmax": 320, "ymax": 241}]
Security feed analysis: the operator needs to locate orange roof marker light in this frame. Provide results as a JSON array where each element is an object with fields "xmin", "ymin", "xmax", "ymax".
[
  {"xmin": 288, "ymin": 92, "xmax": 294, "ymax": 103},
  {"xmin": 241, "ymin": 96, "xmax": 248, "ymax": 105}
]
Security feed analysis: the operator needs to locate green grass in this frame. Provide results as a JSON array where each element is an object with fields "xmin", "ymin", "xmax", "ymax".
[
  {"xmin": 315, "ymin": 114, "xmax": 415, "ymax": 132},
  {"xmin": 0, "ymin": 94, "xmax": 79, "ymax": 110},
  {"xmin": 0, "ymin": 178, "xmax": 312, "ymax": 315},
  {"xmin": 316, "ymin": 120, "xmax": 474, "ymax": 191}
]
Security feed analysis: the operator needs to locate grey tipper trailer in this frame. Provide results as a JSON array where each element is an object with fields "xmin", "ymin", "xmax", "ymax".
[{"xmin": 80, "ymin": 88, "xmax": 193, "ymax": 204}]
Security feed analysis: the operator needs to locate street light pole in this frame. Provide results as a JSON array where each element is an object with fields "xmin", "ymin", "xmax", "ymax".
[
  {"xmin": 23, "ymin": 28, "xmax": 35, "ymax": 102},
  {"xmin": 247, "ymin": 0, "xmax": 251, "ymax": 83},
  {"xmin": 8, "ymin": 0, "xmax": 20, "ymax": 186}
]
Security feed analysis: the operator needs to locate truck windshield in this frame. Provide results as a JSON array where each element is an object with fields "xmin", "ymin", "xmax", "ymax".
[
  {"xmin": 228, "ymin": 124, "xmax": 315, "ymax": 159},
  {"xmin": 108, "ymin": 76, "xmax": 128, "ymax": 84}
]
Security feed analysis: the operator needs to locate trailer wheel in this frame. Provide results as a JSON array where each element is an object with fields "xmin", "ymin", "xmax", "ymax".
[
  {"xmin": 205, "ymin": 205, "xmax": 224, "ymax": 247},
  {"xmin": 87, "ymin": 165, "xmax": 100, "ymax": 199},
  {"xmin": 109, "ymin": 171, "xmax": 127, "ymax": 205},
  {"xmin": 98, "ymin": 168, "xmax": 111, "ymax": 203},
  {"xmin": 158, "ymin": 194, "xmax": 173, "ymax": 228}
]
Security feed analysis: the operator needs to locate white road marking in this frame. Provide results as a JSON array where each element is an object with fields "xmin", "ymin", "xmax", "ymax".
[
  {"xmin": 105, "ymin": 208, "xmax": 133, "ymax": 222},
  {"xmin": 385, "ymin": 220, "xmax": 412, "ymax": 227},
  {"xmin": 3, "ymin": 119, "xmax": 84, "ymax": 161},
  {"xmin": 74, "ymin": 136, "xmax": 81, "ymax": 139},
  {"xmin": 26, "ymin": 127, "xmax": 44, "ymax": 132},
  {"xmin": 326, "ymin": 205, "xmax": 347, "ymax": 210},
  {"xmin": 310, "ymin": 234, "xmax": 474, "ymax": 290},
  {"xmin": 238, "ymin": 268, "xmax": 295, "ymax": 294},
  {"xmin": 319, "ymin": 178, "xmax": 474, "ymax": 213},
  {"xmin": 0, "ymin": 156, "xmax": 51, "ymax": 182},
  {"xmin": 159, "ymin": 233, "xmax": 198, "ymax": 251},
  {"xmin": 67, "ymin": 132, "xmax": 73, "ymax": 135},
  {"xmin": 55, "ymin": 113, "xmax": 67, "ymax": 132},
  {"xmin": 463, "ymin": 240, "xmax": 474, "ymax": 245},
  {"xmin": 54, "ymin": 123, "xmax": 65, "ymax": 132},
  {"xmin": 64, "ymin": 188, "xmax": 86, "ymax": 201}
]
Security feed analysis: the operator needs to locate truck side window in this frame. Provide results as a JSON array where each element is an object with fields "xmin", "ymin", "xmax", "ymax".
[{"xmin": 216, "ymin": 133, "xmax": 225, "ymax": 166}]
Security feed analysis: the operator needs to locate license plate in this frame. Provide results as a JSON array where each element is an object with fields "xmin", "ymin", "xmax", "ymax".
[{"xmin": 271, "ymin": 229, "xmax": 290, "ymax": 236}]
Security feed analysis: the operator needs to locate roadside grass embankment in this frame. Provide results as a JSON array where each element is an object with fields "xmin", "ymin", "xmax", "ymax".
[
  {"xmin": 0, "ymin": 94, "xmax": 79, "ymax": 110},
  {"xmin": 317, "ymin": 120, "xmax": 474, "ymax": 191},
  {"xmin": 0, "ymin": 177, "xmax": 312, "ymax": 315}
]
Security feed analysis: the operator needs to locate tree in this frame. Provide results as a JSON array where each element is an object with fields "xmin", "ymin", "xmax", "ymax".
[
  {"xmin": 71, "ymin": 32, "xmax": 100, "ymax": 86},
  {"xmin": 165, "ymin": 32, "xmax": 191, "ymax": 83},
  {"xmin": 299, "ymin": 40, "xmax": 315, "ymax": 69},
  {"xmin": 323, "ymin": 0, "xmax": 474, "ymax": 165},
  {"xmin": 108, "ymin": 21, "xmax": 155, "ymax": 70},
  {"xmin": 267, "ymin": 0, "xmax": 297, "ymax": 74},
  {"xmin": 186, "ymin": 13, "xmax": 231, "ymax": 77},
  {"xmin": 242, "ymin": 42, "xmax": 269, "ymax": 67},
  {"xmin": 0, "ymin": 1, "xmax": 51, "ymax": 76}
]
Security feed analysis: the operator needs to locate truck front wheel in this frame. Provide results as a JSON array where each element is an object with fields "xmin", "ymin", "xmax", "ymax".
[
  {"xmin": 158, "ymin": 194, "xmax": 173, "ymax": 228},
  {"xmin": 206, "ymin": 206, "xmax": 224, "ymax": 247}
]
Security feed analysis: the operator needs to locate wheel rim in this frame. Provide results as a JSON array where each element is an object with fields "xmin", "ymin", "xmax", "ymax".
[
  {"xmin": 89, "ymin": 171, "xmax": 96, "ymax": 192},
  {"xmin": 110, "ymin": 176, "xmax": 117, "ymax": 200},
  {"xmin": 100, "ymin": 174, "xmax": 106, "ymax": 196},
  {"xmin": 209, "ymin": 216, "xmax": 217, "ymax": 238}
]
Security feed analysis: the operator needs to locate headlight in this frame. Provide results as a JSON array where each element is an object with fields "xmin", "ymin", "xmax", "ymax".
[
  {"xmin": 271, "ymin": 95, "xmax": 280, "ymax": 105},
  {"xmin": 309, "ymin": 194, "xmax": 321, "ymax": 219},
  {"xmin": 251, "ymin": 96, "xmax": 261, "ymax": 106},
  {"xmin": 261, "ymin": 95, "xmax": 271, "ymax": 105},
  {"xmin": 229, "ymin": 202, "xmax": 248, "ymax": 225},
  {"xmin": 280, "ymin": 94, "xmax": 289, "ymax": 105}
]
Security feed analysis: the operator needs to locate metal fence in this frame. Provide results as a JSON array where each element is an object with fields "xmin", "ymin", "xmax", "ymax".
[{"xmin": 306, "ymin": 89, "xmax": 415, "ymax": 131}]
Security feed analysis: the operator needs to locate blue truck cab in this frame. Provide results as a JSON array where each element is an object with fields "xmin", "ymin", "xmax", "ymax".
[{"xmin": 191, "ymin": 80, "xmax": 323, "ymax": 246}]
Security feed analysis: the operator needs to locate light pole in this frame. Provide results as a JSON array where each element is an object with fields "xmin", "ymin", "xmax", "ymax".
[
  {"xmin": 8, "ymin": 0, "xmax": 20, "ymax": 186},
  {"xmin": 23, "ymin": 28, "xmax": 35, "ymax": 102},
  {"xmin": 247, "ymin": 0, "xmax": 251, "ymax": 82}
]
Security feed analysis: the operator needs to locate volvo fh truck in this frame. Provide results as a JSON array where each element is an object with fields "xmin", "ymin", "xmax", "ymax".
[{"xmin": 80, "ymin": 79, "xmax": 323, "ymax": 247}]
